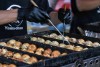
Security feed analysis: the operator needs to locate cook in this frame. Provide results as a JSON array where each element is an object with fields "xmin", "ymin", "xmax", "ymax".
[
  {"xmin": 0, "ymin": 0, "xmax": 51, "ymax": 39},
  {"xmin": 70, "ymin": 0, "xmax": 100, "ymax": 38}
]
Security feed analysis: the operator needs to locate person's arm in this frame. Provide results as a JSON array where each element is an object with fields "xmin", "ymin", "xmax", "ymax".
[
  {"xmin": 0, "ymin": 6, "xmax": 50, "ymax": 25},
  {"xmin": 76, "ymin": 0, "xmax": 100, "ymax": 11},
  {"xmin": 0, "ymin": 9, "xmax": 18, "ymax": 25}
]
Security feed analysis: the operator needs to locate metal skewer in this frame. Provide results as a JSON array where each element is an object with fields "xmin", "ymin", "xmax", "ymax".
[
  {"xmin": 62, "ymin": 20, "xmax": 66, "ymax": 43},
  {"xmin": 30, "ymin": 0, "xmax": 38, "ymax": 7},
  {"xmin": 47, "ymin": 19, "xmax": 65, "ymax": 38},
  {"xmin": 62, "ymin": 4, "xmax": 67, "ymax": 43},
  {"xmin": 30, "ymin": 0, "xmax": 70, "ymax": 44},
  {"xmin": 63, "ymin": 20, "xmax": 66, "ymax": 43}
]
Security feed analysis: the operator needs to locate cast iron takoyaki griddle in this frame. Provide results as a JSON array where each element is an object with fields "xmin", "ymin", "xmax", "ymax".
[
  {"xmin": 45, "ymin": 46, "xmax": 100, "ymax": 67},
  {"xmin": 0, "ymin": 39, "xmax": 49, "ymax": 67}
]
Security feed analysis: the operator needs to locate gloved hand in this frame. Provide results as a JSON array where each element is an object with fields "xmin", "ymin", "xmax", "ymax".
[
  {"xmin": 58, "ymin": 8, "xmax": 71, "ymax": 24},
  {"xmin": 17, "ymin": 6, "xmax": 50, "ymax": 23}
]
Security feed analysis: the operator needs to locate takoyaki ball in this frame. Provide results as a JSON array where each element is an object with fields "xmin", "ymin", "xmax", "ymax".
[
  {"xmin": 59, "ymin": 43, "xmax": 66, "ymax": 48},
  {"xmin": 7, "ymin": 44, "xmax": 12, "ymax": 48},
  {"xmin": 27, "ymin": 57, "xmax": 38, "ymax": 64},
  {"xmin": 92, "ymin": 42, "xmax": 100, "ymax": 47},
  {"xmin": 13, "ymin": 46, "xmax": 19, "ymax": 50},
  {"xmin": 0, "ymin": 49, "xmax": 2, "ymax": 53},
  {"xmin": 61, "ymin": 53, "xmax": 68, "ymax": 56},
  {"xmin": 21, "ymin": 43, "xmax": 30, "ymax": 51},
  {"xmin": 0, "ymin": 48, "xmax": 8, "ymax": 55},
  {"xmin": 77, "ymin": 39, "xmax": 85, "ymax": 44},
  {"xmin": 43, "ymin": 48, "xmax": 52, "ymax": 55},
  {"xmin": 84, "ymin": 40, "xmax": 93, "ymax": 46},
  {"xmin": 43, "ymin": 35, "xmax": 49, "ymax": 37},
  {"xmin": 13, "ymin": 53, "xmax": 22, "ymax": 60},
  {"xmin": 40, "ymin": 39, "xmax": 45, "ymax": 43},
  {"xmin": 21, "ymin": 49, "xmax": 27, "ymax": 51},
  {"xmin": 7, "ymin": 39, "xmax": 16, "ymax": 45},
  {"xmin": 74, "ymin": 46, "xmax": 83, "ymax": 51},
  {"xmin": 65, "ymin": 45, "xmax": 75, "ymax": 50},
  {"xmin": 49, "ymin": 33, "xmax": 58, "ymax": 38},
  {"xmin": 83, "ymin": 48, "xmax": 88, "ymax": 50},
  {"xmin": 69, "ymin": 38, "xmax": 77, "ymax": 43},
  {"xmin": 5, "ymin": 51, "xmax": 14, "ymax": 57},
  {"xmin": 27, "ymin": 49, "xmax": 34, "ymax": 53},
  {"xmin": 36, "ymin": 48, "xmax": 44, "ymax": 53},
  {"xmin": 8, "ymin": 64, "xmax": 16, "ymax": 67},
  {"xmin": 50, "ymin": 41, "xmax": 59, "ymax": 46},
  {"xmin": 0, "ymin": 63, "xmax": 2, "ymax": 67},
  {"xmin": 64, "ymin": 36, "xmax": 70, "ymax": 41},
  {"xmin": 2, "ymin": 64, "xmax": 8, "ymax": 67},
  {"xmin": 13, "ymin": 41, "xmax": 22, "ymax": 49},
  {"xmin": 31, "ymin": 37, "xmax": 37, "ymax": 41},
  {"xmin": 37, "ymin": 38, "xmax": 45, "ymax": 43},
  {"xmin": 14, "ymin": 41, "xmax": 22, "ymax": 47},
  {"xmin": 22, "ymin": 54, "xmax": 30, "ymax": 62},
  {"xmin": 56, "ymin": 35, "xmax": 63, "ymax": 40},
  {"xmin": 39, "ymin": 59, "xmax": 43, "ymax": 62},
  {"xmin": 43, "ymin": 53, "xmax": 50, "ymax": 58},
  {"xmin": 45, "ymin": 40, "xmax": 51, "ymax": 45},
  {"xmin": 51, "ymin": 50, "xmax": 61, "ymax": 58},
  {"xmin": 28, "ymin": 44, "xmax": 37, "ymax": 52},
  {"xmin": 35, "ymin": 51, "xmax": 42, "ymax": 55},
  {"xmin": 0, "ymin": 42, "xmax": 7, "ymax": 46},
  {"xmin": 0, "ymin": 48, "xmax": 1, "ymax": 51}
]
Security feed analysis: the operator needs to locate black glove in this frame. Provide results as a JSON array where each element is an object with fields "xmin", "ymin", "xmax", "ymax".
[
  {"xmin": 58, "ymin": 8, "xmax": 71, "ymax": 24},
  {"xmin": 17, "ymin": 6, "xmax": 50, "ymax": 23}
]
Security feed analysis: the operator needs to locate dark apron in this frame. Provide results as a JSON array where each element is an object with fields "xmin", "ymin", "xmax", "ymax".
[
  {"xmin": 70, "ymin": 0, "xmax": 100, "ymax": 38},
  {"xmin": 0, "ymin": 0, "xmax": 29, "ymax": 39}
]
